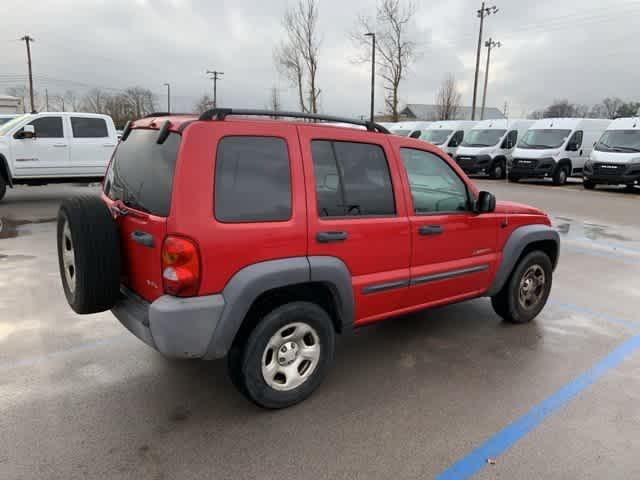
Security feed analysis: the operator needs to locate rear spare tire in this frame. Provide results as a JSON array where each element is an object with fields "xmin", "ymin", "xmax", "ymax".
[{"xmin": 57, "ymin": 195, "xmax": 121, "ymax": 314}]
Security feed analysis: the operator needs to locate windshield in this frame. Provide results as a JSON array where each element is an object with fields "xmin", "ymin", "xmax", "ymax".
[
  {"xmin": 595, "ymin": 130, "xmax": 640, "ymax": 153},
  {"xmin": 391, "ymin": 129, "xmax": 412, "ymax": 136},
  {"xmin": 461, "ymin": 129, "xmax": 507, "ymax": 147},
  {"xmin": 0, "ymin": 114, "xmax": 28, "ymax": 136},
  {"xmin": 518, "ymin": 129, "xmax": 571, "ymax": 149},
  {"xmin": 419, "ymin": 129, "xmax": 453, "ymax": 145}
]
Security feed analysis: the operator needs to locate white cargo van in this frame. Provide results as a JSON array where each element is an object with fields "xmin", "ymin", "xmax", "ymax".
[
  {"xmin": 417, "ymin": 120, "xmax": 477, "ymax": 157},
  {"xmin": 0, "ymin": 112, "xmax": 118, "ymax": 201},
  {"xmin": 454, "ymin": 119, "xmax": 534, "ymax": 179},
  {"xmin": 389, "ymin": 121, "xmax": 431, "ymax": 137},
  {"xmin": 583, "ymin": 117, "xmax": 640, "ymax": 190},
  {"xmin": 510, "ymin": 118, "xmax": 611, "ymax": 185}
]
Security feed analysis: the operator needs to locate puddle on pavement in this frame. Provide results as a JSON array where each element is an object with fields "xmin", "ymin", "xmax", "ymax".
[
  {"xmin": 0, "ymin": 254, "xmax": 36, "ymax": 262},
  {"xmin": 0, "ymin": 217, "xmax": 56, "ymax": 240},
  {"xmin": 551, "ymin": 216, "xmax": 640, "ymax": 255}
]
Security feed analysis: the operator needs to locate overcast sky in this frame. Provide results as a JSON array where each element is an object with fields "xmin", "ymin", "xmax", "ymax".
[{"xmin": 2, "ymin": 0, "xmax": 639, "ymax": 117}]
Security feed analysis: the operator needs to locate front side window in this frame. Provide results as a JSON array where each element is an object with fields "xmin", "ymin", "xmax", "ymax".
[
  {"xmin": 595, "ymin": 130, "xmax": 640, "ymax": 152},
  {"xmin": 71, "ymin": 117, "xmax": 108, "ymax": 138},
  {"xmin": 448, "ymin": 130, "xmax": 464, "ymax": 147},
  {"xmin": 461, "ymin": 129, "xmax": 507, "ymax": 147},
  {"xmin": 311, "ymin": 140, "xmax": 395, "ymax": 217},
  {"xmin": 566, "ymin": 130, "xmax": 583, "ymax": 150},
  {"xmin": 420, "ymin": 129, "xmax": 453, "ymax": 145},
  {"xmin": 28, "ymin": 117, "xmax": 64, "ymax": 138},
  {"xmin": 215, "ymin": 136, "xmax": 291, "ymax": 222},
  {"xmin": 400, "ymin": 148, "xmax": 469, "ymax": 213},
  {"xmin": 501, "ymin": 130, "xmax": 518, "ymax": 149},
  {"xmin": 518, "ymin": 129, "xmax": 571, "ymax": 149}
]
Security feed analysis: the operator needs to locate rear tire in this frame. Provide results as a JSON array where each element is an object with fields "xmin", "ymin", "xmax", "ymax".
[
  {"xmin": 552, "ymin": 165, "xmax": 569, "ymax": 185},
  {"xmin": 489, "ymin": 160, "xmax": 505, "ymax": 179},
  {"xmin": 0, "ymin": 176, "xmax": 6, "ymax": 202},
  {"xmin": 491, "ymin": 251, "xmax": 553, "ymax": 324},
  {"xmin": 583, "ymin": 179, "xmax": 596, "ymax": 190},
  {"xmin": 229, "ymin": 301, "xmax": 335, "ymax": 409},
  {"xmin": 57, "ymin": 195, "xmax": 121, "ymax": 314}
]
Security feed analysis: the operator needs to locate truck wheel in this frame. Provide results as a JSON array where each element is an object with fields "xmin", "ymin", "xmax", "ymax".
[
  {"xmin": 552, "ymin": 165, "xmax": 569, "ymax": 185},
  {"xmin": 583, "ymin": 179, "xmax": 597, "ymax": 190},
  {"xmin": 489, "ymin": 160, "xmax": 505, "ymax": 179},
  {"xmin": 0, "ymin": 176, "xmax": 6, "ymax": 202},
  {"xmin": 508, "ymin": 174, "xmax": 520, "ymax": 183},
  {"xmin": 491, "ymin": 251, "xmax": 553, "ymax": 324},
  {"xmin": 229, "ymin": 301, "xmax": 335, "ymax": 409},
  {"xmin": 625, "ymin": 184, "xmax": 637, "ymax": 192},
  {"xmin": 57, "ymin": 195, "xmax": 121, "ymax": 314}
]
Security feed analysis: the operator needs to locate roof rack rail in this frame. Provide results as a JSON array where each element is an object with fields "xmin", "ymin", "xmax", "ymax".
[
  {"xmin": 197, "ymin": 108, "xmax": 390, "ymax": 134},
  {"xmin": 142, "ymin": 112, "xmax": 194, "ymax": 118}
]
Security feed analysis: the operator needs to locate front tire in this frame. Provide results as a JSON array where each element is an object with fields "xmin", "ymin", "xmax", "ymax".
[
  {"xmin": 0, "ymin": 175, "xmax": 6, "ymax": 202},
  {"xmin": 229, "ymin": 302, "xmax": 335, "ymax": 409},
  {"xmin": 508, "ymin": 174, "xmax": 520, "ymax": 183},
  {"xmin": 583, "ymin": 179, "xmax": 596, "ymax": 190},
  {"xmin": 552, "ymin": 165, "xmax": 569, "ymax": 185},
  {"xmin": 491, "ymin": 251, "xmax": 553, "ymax": 324},
  {"xmin": 489, "ymin": 160, "xmax": 506, "ymax": 179}
]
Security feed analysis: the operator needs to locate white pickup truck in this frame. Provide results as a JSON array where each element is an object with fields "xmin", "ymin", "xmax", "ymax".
[{"xmin": 0, "ymin": 112, "xmax": 118, "ymax": 201}]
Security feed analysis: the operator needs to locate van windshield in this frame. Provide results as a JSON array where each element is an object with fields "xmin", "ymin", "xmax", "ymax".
[
  {"xmin": 104, "ymin": 129, "xmax": 181, "ymax": 216},
  {"xmin": 0, "ymin": 114, "xmax": 28, "ymax": 136},
  {"xmin": 460, "ymin": 129, "xmax": 506, "ymax": 147},
  {"xmin": 518, "ymin": 129, "xmax": 571, "ymax": 149},
  {"xmin": 595, "ymin": 130, "xmax": 640, "ymax": 153},
  {"xmin": 419, "ymin": 129, "xmax": 453, "ymax": 145}
]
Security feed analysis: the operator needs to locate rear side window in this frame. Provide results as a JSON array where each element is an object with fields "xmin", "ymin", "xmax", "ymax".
[
  {"xmin": 71, "ymin": 117, "xmax": 108, "ymax": 138},
  {"xmin": 311, "ymin": 140, "xmax": 395, "ymax": 217},
  {"xmin": 104, "ymin": 129, "xmax": 180, "ymax": 216},
  {"xmin": 29, "ymin": 117, "xmax": 63, "ymax": 138},
  {"xmin": 215, "ymin": 136, "xmax": 291, "ymax": 222}
]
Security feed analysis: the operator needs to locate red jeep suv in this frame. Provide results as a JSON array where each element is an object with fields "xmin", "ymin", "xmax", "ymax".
[{"xmin": 57, "ymin": 109, "xmax": 559, "ymax": 408}]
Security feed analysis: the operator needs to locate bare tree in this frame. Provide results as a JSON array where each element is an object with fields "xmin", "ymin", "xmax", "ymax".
[
  {"xmin": 434, "ymin": 74, "xmax": 461, "ymax": 120},
  {"xmin": 82, "ymin": 89, "xmax": 108, "ymax": 113},
  {"xmin": 275, "ymin": 0, "xmax": 321, "ymax": 113},
  {"xmin": 267, "ymin": 86, "xmax": 282, "ymax": 113},
  {"xmin": 63, "ymin": 90, "xmax": 80, "ymax": 111},
  {"xmin": 601, "ymin": 97, "xmax": 623, "ymax": 119},
  {"xmin": 353, "ymin": 0, "xmax": 418, "ymax": 121},
  {"xmin": 544, "ymin": 99, "xmax": 577, "ymax": 118},
  {"xmin": 194, "ymin": 94, "xmax": 213, "ymax": 114},
  {"xmin": 122, "ymin": 87, "xmax": 157, "ymax": 118}
]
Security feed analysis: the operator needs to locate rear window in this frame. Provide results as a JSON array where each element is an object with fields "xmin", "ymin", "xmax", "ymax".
[
  {"xmin": 104, "ymin": 129, "xmax": 180, "ymax": 216},
  {"xmin": 71, "ymin": 117, "xmax": 108, "ymax": 138}
]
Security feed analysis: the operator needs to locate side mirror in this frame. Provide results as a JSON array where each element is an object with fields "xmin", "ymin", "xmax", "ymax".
[
  {"xmin": 18, "ymin": 125, "xmax": 35, "ymax": 139},
  {"xmin": 475, "ymin": 191, "xmax": 496, "ymax": 213}
]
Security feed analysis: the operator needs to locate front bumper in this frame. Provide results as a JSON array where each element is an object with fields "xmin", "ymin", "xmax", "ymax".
[
  {"xmin": 455, "ymin": 154, "xmax": 492, "ymax": 173},
  {"xmin": 112, "ymin": 287, "xmax": 225, "ymax": 359},
  {"xmin": 508, "ymin": 158, "xmax": 556, "ymax": 178},
  {"xmin": 583, "ymin": 163, "xmax": 640, "ymax": 184}
]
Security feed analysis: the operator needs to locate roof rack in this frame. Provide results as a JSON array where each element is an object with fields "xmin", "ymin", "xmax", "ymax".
[
  {"xmin": 197, "ymin": 108, "xmax": 390, "ymax": 134},
  {"xmin": 142, "ymin": 112, "xmax": 194, "ymax": 118}
]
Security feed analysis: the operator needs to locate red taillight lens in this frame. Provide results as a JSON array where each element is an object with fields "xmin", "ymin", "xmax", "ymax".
[{"xmin": 161, "ymin": 236, "xmax": 200, "ymax": 297}]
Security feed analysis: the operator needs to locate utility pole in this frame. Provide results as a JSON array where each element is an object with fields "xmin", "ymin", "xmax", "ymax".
[
  {"xmin": 163, "ymin": 83, "xmax": 171, "ymax": 113},
  {"xmin": 45, "ymin": 88, "xmax": 49, "ymax": 111},
  {"xmin": 20, "ymin": 35, "xmax": 36, "ymax": 113},
  {"xmin": 471, "ymin": 3, "xmax": 498, "ymax": 120},
  {"xmin": 206, "ymin": 70, "xmax": 224, "ymax": 108},
  {"xmin": 365, "ymin": 32, "xmax": 376, "ymax": 123},
  {"xmin": 480, "ymin": 38, "xmax": 501, "ymax": 120}
]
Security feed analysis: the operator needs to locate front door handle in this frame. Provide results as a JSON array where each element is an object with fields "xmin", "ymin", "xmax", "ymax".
[
  {"xmin": 316, "ymin": 231, "xmax": 348, "ymax": 243},
  {"xmin": 53, "ymin": 143, "xmax": 68, "ymax": 147},
  {"xmin": 418, "ymin": 225, "xmax": 443, "ymax": 236},
  {"xmin": 131, "ymin": 230, "xmax": 155, "ymax": 248}
]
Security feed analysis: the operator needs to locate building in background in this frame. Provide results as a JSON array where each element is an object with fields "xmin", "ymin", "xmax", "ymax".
[
  {"xmin": 400, "ymin": 104, "xmax": 505, "ymax": 121},
  {"xmin": 0, "ymin": 95, "xmax": 23, "ymax": 114}
]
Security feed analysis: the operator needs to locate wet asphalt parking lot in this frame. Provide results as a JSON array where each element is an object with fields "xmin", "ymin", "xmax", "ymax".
[{"xmin": 1, "ymin": 180, "xmax": 639, "ymax": 480}]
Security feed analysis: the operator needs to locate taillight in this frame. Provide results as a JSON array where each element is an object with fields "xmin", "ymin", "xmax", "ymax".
[{"xmin": 161, "ymin": 236, "xmax": 200, "ymax": 297}]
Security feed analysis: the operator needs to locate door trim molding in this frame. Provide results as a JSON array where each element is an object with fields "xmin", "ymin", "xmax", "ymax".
[
  {"xmin": 362, "ymin": 279, "xmax": 410, "ymax": 295},
  {"xmin": 411, "ymin": 264, "xmax": 489, "ymax": 286}
]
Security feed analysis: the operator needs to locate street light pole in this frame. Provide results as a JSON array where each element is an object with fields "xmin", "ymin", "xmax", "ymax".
[
  {"xmin": 164, "ymin": 83, "xmax": 171, "ymax": 113},
  {"xmin": 20, "ymin": 35, "xmax": 35, "ymax": 113},
  {"xmin": 471, "ymin": 3, "xmax": 498, "ymax": 120},
  {"xmin": 365, "ymin": 32, "xmax": 376, "ymax": 123},
  {"xmin": 480, "ymin": 38, "xmax": 501, "ymax": 120}
]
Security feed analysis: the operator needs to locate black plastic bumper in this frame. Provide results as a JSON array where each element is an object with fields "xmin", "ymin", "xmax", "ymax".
[
  {"xmin": 583, "ymin": 163, "xmax": 640, "ymax": 184},
  {"xmin": 508, "ymin": 158, "xmax": 556, "ymax": 178},
  {"xmin": 455, "ymin": 154, "xmax": 492, "ymax": 173}
]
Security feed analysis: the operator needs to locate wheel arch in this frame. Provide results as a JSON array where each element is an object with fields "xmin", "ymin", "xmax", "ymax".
[
  {"xmin": 556, "ymin": 158, "xmax": 573, "ymax": 174},
  {"xmin": 204, "ymin": 256, "xmax": 354, "ymax": 359},
  {"xmin": 487, "ymin": 224, "xmax": 560, "ymax": 297},
  {"xmin": 0, "ymin": 154, "xmax": 13, "ymax": 187}
]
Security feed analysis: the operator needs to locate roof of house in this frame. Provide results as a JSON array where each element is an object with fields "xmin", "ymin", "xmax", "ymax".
[{"xmin": 401, "ymin": 104, "xmax": 505, "ymax": 121}]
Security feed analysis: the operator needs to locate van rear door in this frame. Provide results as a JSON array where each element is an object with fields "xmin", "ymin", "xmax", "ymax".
[{"xmin": 103, "ymin": 128, "xmax": 181, "ymax": 302}]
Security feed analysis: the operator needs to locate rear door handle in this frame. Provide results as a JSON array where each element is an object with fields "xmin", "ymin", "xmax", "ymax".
[
  {"xmin": 103, "ymin": 143, "xmax": 116, "ymax": 147},
  {"xmin": 316, "ymin": 231, "xmax": 348, "ymax": 243},
  {"xmin": 418, "ymin": 225, "xmax": 443, "ymax": 236},
  {"xmin": 131, "ymin": 230, "xmax": 155, "ymax": 248},
  {"xmin": 53, "ymin": 143, "xmax": 68, "ymax": 147}
]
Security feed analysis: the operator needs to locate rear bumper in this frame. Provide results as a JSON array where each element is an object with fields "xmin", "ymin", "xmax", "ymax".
[{"xmin": 112, "ymin": 287, "xmax": 225, "ymax": 359}]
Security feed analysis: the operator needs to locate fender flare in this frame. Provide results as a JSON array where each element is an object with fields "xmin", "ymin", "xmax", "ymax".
[
  {"xmin": 0, "ymin": 154, "xmax": 13, "ymax": 187},
  {"xmin": 204, "ymin": 256, "xmax": 354, "ymax": 359},
  {"xmin": 486, "ymin": 224, "xmax": 560, "ymax": 297}
]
